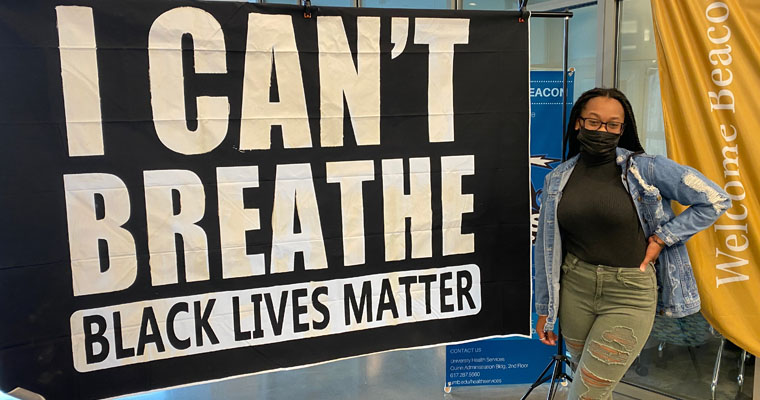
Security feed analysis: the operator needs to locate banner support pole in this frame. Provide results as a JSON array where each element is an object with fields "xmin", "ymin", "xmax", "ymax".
[{"xmin": 561, "ymin": 12, "xmax": 569, "ymax": 162}]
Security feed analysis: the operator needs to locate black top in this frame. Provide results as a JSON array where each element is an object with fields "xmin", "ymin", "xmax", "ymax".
[{"xmin": 557, "ymin": 154, "xmax": 647, "ymax": 268}]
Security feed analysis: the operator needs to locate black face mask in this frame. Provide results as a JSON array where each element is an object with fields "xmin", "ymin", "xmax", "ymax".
[{"xmin": 577, "ymin": 127, "xmax": 621, "ymax": 164}]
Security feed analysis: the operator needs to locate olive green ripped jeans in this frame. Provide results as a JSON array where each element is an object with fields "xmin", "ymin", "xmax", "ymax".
[{"xmin": 559, "ymin": 252, "xmax": 657, "ymax": 400}]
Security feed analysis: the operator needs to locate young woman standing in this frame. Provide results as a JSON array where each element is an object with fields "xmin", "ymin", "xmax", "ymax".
[{"xmin": 534, "ymin": 88, "xmax": 731, "ymax": 399}]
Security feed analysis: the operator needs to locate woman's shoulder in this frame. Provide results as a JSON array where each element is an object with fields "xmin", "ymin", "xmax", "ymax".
[
  {"xmin": 629, "ymin": 153, "xmax": 698, "ymax": 185},
  {"xmin": 624, "ymin": 151, "xmax": 674, "ymax": 168},
  {"xmin": 639, "ymin": 153, "xmax": 684, "ymax": 169},
  {"xmin": 551, "ymin": 155, "xmax": 580, "ymax": 173}
]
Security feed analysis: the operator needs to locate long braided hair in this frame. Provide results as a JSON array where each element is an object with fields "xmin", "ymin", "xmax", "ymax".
[{"xmin": 565, "ymin": 88, "xmax": 645, "ymax": 160}]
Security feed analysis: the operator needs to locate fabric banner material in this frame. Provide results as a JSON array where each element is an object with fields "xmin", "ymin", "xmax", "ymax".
[
  {"xmin": 651, "ymin": 0, "xmax": 760, "ymax": 357},
  {"xmin": 0, "ymin": 1, "xmax": 530, "ymax": 398}
]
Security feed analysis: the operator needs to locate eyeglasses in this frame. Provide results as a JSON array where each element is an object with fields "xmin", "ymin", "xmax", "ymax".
[{"xmin": 578, "ymin": 117, "xmax": 625, "ymax": 134}]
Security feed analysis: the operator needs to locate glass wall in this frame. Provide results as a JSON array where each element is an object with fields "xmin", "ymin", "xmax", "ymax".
[
  {"xmin": 362, "ymin": 0, "xmax": 450, "ymax": 8},
  {"xmin": 461, "ymin": 0, "xmax": 516, "ymax": 10},
  {"xmin": 566, "ymin": 4, "xmax": 596, "ymax": 102},
  {"xmin": 531, "ymin": 3, "xmax": 597, "ymax": 103},
  {"xmin": 313, "ymin": 0, "xmax": 355, "ymax": 5},
  {"xmin": 466, "ymin": 0, "xmax": 597, "ymax": 103},
  {"xmin": 616, "ymin": 0, "xmax": 665, "ymax": 155}
]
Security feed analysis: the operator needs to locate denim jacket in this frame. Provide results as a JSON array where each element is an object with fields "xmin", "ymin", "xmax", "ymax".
[{"xmin": 535, "ymin": 148, "xmax": 730, "ymax": 331}]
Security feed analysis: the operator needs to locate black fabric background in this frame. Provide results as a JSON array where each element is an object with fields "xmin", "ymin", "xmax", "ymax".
[{"xmin": 0, "ymin": 1, "xmax": 529, "ymax": 398}]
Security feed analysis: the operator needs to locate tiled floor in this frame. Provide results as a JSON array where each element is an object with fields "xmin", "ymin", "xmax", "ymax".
[
  {"xmin": 0, "ymin": 339, "xmax": 750, "ymax": 399},
  {"xmin": 0, "ymin": 340, "xmax": 752, "ymax": 399},
  {"xmin": 120, "ymin": 337, "xmax": 754, "ymax": 400}
]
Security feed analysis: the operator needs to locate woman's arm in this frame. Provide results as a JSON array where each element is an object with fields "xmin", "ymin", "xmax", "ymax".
[
  {"xmin": 533, "ymin": 173, "xmax": 551, "ymax": 316},
  {"xmin": 645, "ymin": 155, "xmax": 731, "ymax": 246}
]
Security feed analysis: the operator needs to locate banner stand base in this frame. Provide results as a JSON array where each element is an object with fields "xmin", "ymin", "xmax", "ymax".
[{"xmin": 520, "ymin": 335, "xmax": 572, "ymax": 400}]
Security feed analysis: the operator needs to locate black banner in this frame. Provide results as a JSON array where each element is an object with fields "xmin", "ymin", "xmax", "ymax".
[{"xmin": 0, "ymin": 1, "xmax": 529, "ymax": 398}]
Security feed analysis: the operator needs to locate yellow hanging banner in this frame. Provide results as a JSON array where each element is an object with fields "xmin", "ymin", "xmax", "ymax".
[{"xmin": 651, "ymin": 0, "xmax": 760, "ymax": 356}]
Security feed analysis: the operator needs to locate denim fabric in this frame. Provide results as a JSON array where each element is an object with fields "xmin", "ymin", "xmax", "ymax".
[
  {"xmin": 535, "ymin": 148, "xmax": 730, "ymax": 331},
  {"xmin": 559, "ymin": 253, "xmax": 657, "ymax": 400}
]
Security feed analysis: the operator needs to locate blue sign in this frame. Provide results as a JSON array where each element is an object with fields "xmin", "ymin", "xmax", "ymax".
[{"xmin": 445, "ymin": 69, "xmax": 573, "ymax": 388}]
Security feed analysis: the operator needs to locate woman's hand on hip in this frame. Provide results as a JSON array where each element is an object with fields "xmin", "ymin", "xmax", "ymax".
[
  {"xmin": 639, "ymin": 235, "xmax": 665, "ymax": 272},
  {"xmin": 536, "ymin": 315, "xmax": 557, "ymax": 346}
]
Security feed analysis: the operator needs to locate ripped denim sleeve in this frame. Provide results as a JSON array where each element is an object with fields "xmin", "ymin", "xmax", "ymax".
[{"xmin": 649, "ymin": 156, "xmax": 731, "ymax": 246}]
